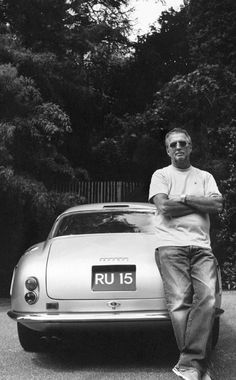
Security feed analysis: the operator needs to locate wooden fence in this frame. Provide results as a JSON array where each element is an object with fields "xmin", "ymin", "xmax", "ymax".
[{"xmin": 52, "ymin": 181, "xmax": 144, "ymax": 203}]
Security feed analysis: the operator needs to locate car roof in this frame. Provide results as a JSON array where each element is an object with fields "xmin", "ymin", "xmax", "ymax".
[{"xmin": 61, "ymin": 202, "xmax": 155, "ymax": 216}]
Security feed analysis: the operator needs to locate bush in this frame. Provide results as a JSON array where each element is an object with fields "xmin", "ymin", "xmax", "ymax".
[{"xmin": 0, "ymin": 169, "xmax": 86, "ymax": 296}]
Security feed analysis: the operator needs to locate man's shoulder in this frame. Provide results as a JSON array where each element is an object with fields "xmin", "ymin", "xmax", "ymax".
[
  {"xmin": 152, "ymin": 165, "xmax": 171, "ymax": 176},
  {"xmin": 191, "ymin": 166, "xmax": 213, "ymax": 178}
]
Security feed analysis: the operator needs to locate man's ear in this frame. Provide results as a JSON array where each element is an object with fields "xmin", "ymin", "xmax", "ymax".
[{"xmin": 166, "ymin": 146, "xmax": 171, "ymax": 157}]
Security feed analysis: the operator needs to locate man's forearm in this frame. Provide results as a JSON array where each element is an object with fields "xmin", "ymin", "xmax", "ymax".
[
  {"xmin": 154, "ymin": 197, "xmax": 195, "ymax": 217},
  {"xmin": 153, "ymin": 194, "xmax": 223, "ymax": 218},
  {"xmin": 166, "ymin": 201, "xmax": 194, "ymax": 217},
  {"xmin": 184, "ymin": 195, "xmax": 223, "ymax": 214}
]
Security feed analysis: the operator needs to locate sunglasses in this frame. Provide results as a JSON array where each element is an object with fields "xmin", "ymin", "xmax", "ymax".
[{"xmin": 169, "ymin": 140, "xmax": 188, "ymax": 149}]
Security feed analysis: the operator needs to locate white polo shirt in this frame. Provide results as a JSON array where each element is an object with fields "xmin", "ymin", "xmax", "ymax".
[{"xmin": 149, "ymin": 165, "xmax": 221, "ymax": 248}]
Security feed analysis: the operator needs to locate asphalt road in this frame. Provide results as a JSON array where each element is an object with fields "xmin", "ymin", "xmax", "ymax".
[{"xmin": 0, "ymin": 292, "xmax": 235, "ymax": 380}]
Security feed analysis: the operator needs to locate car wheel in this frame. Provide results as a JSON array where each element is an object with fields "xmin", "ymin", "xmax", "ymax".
[
  {"xmin": 212, "ymin": 317, "xmax": 220, "ymax": 348},
  {"xmin": 17, "ymin": 323, "xmax": 44, "ymax": 352}
]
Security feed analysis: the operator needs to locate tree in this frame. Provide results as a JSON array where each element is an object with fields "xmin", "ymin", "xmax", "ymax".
[
  {"xmin": 0, "ymin": 0, "xmax": 132, "ymax": 168},
  {"xmin": 0, "ymin": 0, "xmax": 130, "ymax": 55},
  {"xmin": 0, "ymin": 0, "xmax": 134, "ymax": 296},
  {"xmin": 188, "ymin": 0, "xmax": 236, "ymax": 70},
  {"xmin": 0, "ymin": 63, "xmax": 76, "ymax": 185},
  {"xmin": 185, "ymin": 0, "xmax": 236, "ymax": 289},
  {"xmin": 108, "ymin": 6, "xmax": 192, "ymax": 114},
  {"xmin": 0, "ymin": 60, "xmax": 85, "ymax": 295}
]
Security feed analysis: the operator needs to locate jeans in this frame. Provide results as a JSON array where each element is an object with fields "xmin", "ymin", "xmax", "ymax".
[{"xmin": 156, "ymin": 246, "xmax": 218, "ymax": 374}]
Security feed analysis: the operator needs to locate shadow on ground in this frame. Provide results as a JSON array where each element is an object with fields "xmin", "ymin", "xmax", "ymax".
[
  {"xmin": 210, "ymin": 313, "xmax": 236, "ymax": 378},
  {"xmin": 31, "ymin": 309, "xmax": 236, "ymax": 378},
  {"xmin": 33, "ymin": 325, "xmax": 179, "ymax": 371}
]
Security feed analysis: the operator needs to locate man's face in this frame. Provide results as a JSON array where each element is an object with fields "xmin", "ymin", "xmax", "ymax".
[{"xmin": 166, "ymin": 132, "xmax": 192, "ymax": 168}]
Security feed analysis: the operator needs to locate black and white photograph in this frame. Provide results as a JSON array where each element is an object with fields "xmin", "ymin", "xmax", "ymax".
[{"xmin": 0, "ymin": 1, "xmax": 235, "ymax": 379}]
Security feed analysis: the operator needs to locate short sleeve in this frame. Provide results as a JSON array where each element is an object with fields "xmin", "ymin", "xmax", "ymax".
[
  {"xmin": 205, "ymin": 172, "xmax": 222, "ymax": 197},
  {"xmin": 149, "ymin": 170, "xmax": 169, "ymax": 202}
]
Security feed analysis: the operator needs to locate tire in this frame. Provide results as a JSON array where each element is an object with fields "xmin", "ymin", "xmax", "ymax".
[
  {"xmin": 212, "ymin": 317, "xmax": 220, "ymax": 348},
  {"xmin": 17, "ymin": 323, "xmax": 44, "ymax": 352}
]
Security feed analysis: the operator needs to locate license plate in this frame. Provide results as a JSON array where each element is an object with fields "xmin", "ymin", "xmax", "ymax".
[{"xmin": 92, "ymin": 265, "xmax": 136, "ymax": 291}]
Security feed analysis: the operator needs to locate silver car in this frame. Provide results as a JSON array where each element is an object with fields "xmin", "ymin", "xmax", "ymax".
[{"xmin": 8, "ymin": 202, "xmax": 223, "ymax": 352}]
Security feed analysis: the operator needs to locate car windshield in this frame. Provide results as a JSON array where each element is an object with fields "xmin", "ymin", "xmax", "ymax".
[{"xmin": 53, "ymin": 211, "xmax": 156, "ymax": 236}]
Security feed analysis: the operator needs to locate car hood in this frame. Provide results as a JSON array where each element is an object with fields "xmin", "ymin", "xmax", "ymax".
[{"xmin": 46, "ymin": 233, "xmax": 164, "ymax": 300}]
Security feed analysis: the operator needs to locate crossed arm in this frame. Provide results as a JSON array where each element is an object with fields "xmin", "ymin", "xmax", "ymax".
[{"xmin": 152, "ymin": 193, "xmax": 223, "ymax": 218}]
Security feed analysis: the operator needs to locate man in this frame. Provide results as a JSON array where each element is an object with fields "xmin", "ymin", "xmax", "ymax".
[{"xmin": 149, "ymin": 128, "xmax": 223, "ymax": 380}]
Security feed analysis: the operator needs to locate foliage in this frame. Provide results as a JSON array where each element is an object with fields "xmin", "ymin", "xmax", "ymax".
[
  {"xmin": 136, "ymin": 6, "xmax": 192, "ymax": 81},
  {"xmin": 0, "ymin": 1, "xmax": 133, "ymax": 295},
  {"xmin": 88, "ymin": 110, "xmax": 166, "ymax": 181},
  {"xmin": 142, "ymin": 65, "xmax": 236, "ymax": 168},
  {"xmin": 184, "ymin": 0, "xmax": 236, "ymax": 288},
  {"xmin": 188, "ymin": 0, "xmax": 236, "ymax": 71},
  {"xmin": 0, "ymin": 0, "xmax": 130, "ymax": 55},
  {"xmin": 215, "ymin": 126, "xmax": 236, "ymax": 289},
  {"xmin": 0, "ymin": 60, "xmax": 83, "ymax": 295},
  {"xmin": 0, "ymin": 0, "xmax": 132, "ymax": 168},
  {"xmin": 88, "ymin": 6, "xmax": 195, "ymax": 179},
  {"xmin": 218, "ymin": 225, "xmax": 236, "ymax": 290},
  {"xmin": 0, "ymin": 167, "xmax": 85, "ymax": 296},
  {"xmin": 0, "ymin": 62, "xmax": 77, "ymax": 185},
  {"xmin": 107, "ymin": 6, "xmax": 192, "ymax": 114}
]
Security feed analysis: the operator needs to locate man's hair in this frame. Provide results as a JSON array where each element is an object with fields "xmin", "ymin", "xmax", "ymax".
[{"xmin": 165, "ymin": 128, "xmax": 192, "ymax": 147}]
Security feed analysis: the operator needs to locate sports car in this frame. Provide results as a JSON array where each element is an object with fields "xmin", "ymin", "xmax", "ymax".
[{"xmin": 8, "ymin": 202, "xmax": 223, "ymax": 352}]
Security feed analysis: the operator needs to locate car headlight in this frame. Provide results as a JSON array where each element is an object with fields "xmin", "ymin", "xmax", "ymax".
[{"xmin": 25, "ymin": 277, "xmax": 38, "ymax": 291}]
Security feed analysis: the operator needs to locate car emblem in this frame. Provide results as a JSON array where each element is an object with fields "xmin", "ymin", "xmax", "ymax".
[
  {"xmin": 99, "ymin": 257, "xmax": 129, "ymax": 262},
  {"xmin": 107, "ymin": 301, "xmax": 121, "ymax": 310}
]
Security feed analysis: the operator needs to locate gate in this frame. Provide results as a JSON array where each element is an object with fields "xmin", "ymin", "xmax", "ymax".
[{"xmin": 52, "ymin": 181, "xmax": 144, "ymax": 203}]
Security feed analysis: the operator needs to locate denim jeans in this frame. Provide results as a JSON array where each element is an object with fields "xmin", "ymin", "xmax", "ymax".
[{"xmin": 156, "ymin": 246, "xmax": 218, "ymax": 374}]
